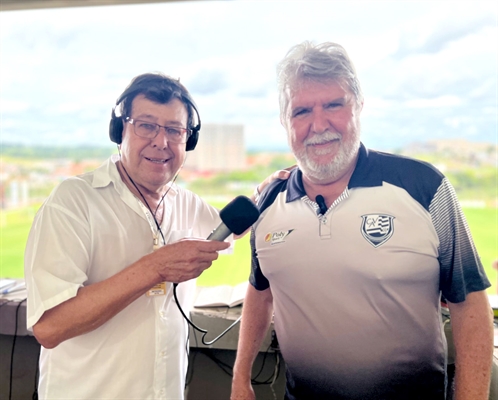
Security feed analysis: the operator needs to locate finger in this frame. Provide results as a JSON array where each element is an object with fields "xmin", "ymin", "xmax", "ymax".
[
  {"xmin": 176, "ymin": 238, "xmax": 230, "ymax": 251},
  {"xmin": 276, "ymin": 165, "xmax": 296, "ymax": 178},
  {"xmin": 202, "ymin": 240, "xmax": 231, "ymax": 251}
]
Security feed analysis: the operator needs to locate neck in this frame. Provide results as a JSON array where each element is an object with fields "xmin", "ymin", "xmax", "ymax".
[
  {"xmin": 302, "ymin": 164, "xmax": 356, "ymax": 207},
  {"xmin": 116, "ymin": 160, "xmax": 166, "ymax": 215}
]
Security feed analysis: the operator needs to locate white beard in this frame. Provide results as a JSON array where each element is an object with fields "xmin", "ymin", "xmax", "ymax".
[{"xmin": 293, "ymin": 128, "xmax": 360, "ymax": 184}]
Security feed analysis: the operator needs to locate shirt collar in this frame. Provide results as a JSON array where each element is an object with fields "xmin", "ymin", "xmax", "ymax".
[
  {"xmin": 91, "ymin": 154, "xmax": 178, "ymax": 197},
  {"xmin": 285, "ymin": 143, "xmax": 382, "ymax": 203},
  {"xmin": 91, "ymin": 154, "xmax": 121, "ymax": 189}
]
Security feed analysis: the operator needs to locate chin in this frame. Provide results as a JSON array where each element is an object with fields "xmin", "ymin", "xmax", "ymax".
[{"xmin": 297, "ymin": 149, "xmax": 354, "ymax": 183}]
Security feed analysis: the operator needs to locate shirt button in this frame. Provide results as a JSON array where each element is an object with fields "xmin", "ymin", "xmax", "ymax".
[{"xmin": 159, "ymin": 311, "xmax": 166, "ymax": 318}]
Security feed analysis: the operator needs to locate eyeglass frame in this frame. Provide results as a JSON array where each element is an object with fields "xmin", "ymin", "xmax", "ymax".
[{"xmin": 125, "ymin": 117, "xmax": 191, "ymax": 144}]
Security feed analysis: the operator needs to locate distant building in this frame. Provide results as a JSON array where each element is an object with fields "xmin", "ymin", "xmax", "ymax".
[{"xmin": 185, "ymin": 123, "xmax": 246, "ymax": 172}]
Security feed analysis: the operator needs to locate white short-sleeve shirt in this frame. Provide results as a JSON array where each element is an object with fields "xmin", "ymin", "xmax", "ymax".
[{"xmin": 25, "ymin": 155, "xmax": 224, "ymax": 399}]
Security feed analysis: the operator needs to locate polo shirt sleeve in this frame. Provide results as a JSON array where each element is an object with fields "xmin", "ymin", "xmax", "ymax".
[
  {"xmin": 431, "ymin": 178, "xmax": 490, "ymax": 303},
  {"xmin": 249, "ymin": 228, "xmax": 270, "ymax": 290},
  {"xmin": 25, "ymin": 180, "xmax": 91, "ymax": 330}
]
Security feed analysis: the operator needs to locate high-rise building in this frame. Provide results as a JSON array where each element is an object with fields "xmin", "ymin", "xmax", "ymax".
[{"xmin": 185, "ymin": 123, "xmax": 246, "ymax": 172}]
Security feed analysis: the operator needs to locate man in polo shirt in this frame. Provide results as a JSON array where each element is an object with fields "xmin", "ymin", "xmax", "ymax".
[{"xmin": 231, "ymin": 41, "xmax": 494, "ymax": 400}]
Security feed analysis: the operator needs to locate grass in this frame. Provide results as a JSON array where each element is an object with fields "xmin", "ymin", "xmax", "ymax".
[
  {"xmin": 0, "ymin": 205, "xmax": 37, "ymax": 278},
  {"xmin": 1, "ymin": 203, "xmax": 497, "ymax": 294}
]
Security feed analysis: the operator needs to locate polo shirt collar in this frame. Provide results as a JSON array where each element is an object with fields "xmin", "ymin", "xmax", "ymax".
[
  {"xmin": 348, "ymin": 143, "xmax": 383, "ymax": 189},
  {"xmin": 286, "ymin": 142, "xmax": 382, "ymax": 203}
]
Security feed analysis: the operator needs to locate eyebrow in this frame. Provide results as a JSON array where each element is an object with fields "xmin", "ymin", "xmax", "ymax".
[
  {"xmin": 290, "ymin": 96, "xmax": 347, "ymax": 113},
  {"xmin": 133, "ymin": 113, "xmax": 157, "ymax": 120},
  {"xmin": 324, "ymin": 97, "xmax": 346, "ymax": 106},
  {"xmin": 133, "ymin": 114, "xmax": 184, "ymax": 126}
]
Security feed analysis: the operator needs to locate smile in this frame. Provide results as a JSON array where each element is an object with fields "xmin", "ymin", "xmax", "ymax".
[
  {"xmin": 308, "ymin": 138, "xmax": 339, "ymax": 148},
  {"xmin": 145, "ymin": 157, "xmax": 168, "ymax": 164},
  {"xmin": 304, "ymin": 131, "xmax": 342, "ymax": 147}
]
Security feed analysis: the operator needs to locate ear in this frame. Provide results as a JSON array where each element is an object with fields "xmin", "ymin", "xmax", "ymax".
[
  {"xmin": 357, "ymin": 99, "xmax": 364, "ymax": 113},
  {"xmin": 280, "ymin": 114, "xmax": 288, "ymax": 130}
]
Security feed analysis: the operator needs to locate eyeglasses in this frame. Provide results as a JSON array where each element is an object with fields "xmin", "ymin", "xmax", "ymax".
[{"xmin": 126, "ymin": 117, "xmax": 189, "ymax": 144}]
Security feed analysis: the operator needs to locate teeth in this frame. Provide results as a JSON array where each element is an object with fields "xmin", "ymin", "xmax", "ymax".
[{"xmin": 146, "ymin": 157, "xmax": 167, "ymax": 163}]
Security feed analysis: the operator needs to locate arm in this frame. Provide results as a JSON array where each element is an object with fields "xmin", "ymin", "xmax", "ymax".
[
  {"xmin": 33, "ymin": 238, "xmax": 229, "ymax": 349},
  {"xmin": 447, "ymin": 290, "xmax": 494, "ymax": 400},
  {"xmin": 231, "ymin": 285, "xmax": 274, "ymax": 400}
]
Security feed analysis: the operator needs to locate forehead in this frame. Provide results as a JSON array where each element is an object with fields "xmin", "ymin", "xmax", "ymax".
[
  {"xmin": 130, "ymin": 94, "xmax": 188, "ymax": 121},
  {"xmin": 287, "ymin": 78, "xmax": 352, "ymax": 106}
]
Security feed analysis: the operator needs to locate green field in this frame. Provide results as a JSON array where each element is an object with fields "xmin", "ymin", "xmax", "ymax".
[{"xmin": 1, "ymin": 203, "xmax": 497, "ymax": 293}]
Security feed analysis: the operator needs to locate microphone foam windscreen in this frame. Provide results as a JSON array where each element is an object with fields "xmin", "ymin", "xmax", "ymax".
[{"xmin": 219, "ymin": 195, "xmax": 260, "ymax": 235}]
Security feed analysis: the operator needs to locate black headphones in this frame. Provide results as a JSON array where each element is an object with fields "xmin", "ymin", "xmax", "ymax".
[{"xmin": 109, "ymin": 77, "xmax": 201, "ymax": 151}]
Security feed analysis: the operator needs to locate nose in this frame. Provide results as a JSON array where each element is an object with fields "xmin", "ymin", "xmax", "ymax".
[
  {"xmin": 311, "ymin": 109, "xmax": 330, "ymax": 134},
  {"xmin": 150, "ymin": 127, "xmax": 170, "ymax": 149}
]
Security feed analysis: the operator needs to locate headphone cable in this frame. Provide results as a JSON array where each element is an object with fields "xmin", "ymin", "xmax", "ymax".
[{"xmin": 118, "ymin": 158, "xmax": 238, "ymax": 345}]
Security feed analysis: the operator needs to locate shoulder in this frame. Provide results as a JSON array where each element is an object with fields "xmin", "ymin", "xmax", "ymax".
[
  {"xmin": 360, "ymin": 148, "xmax": 446, "ymax": 210},
  {"xmin": 257, "ymin": 172, "xmax": 295, "ymax": 215},
  {"xmin": 372, "ymin": 149, "xmax": 443, "ymax": 178},
  {"xmin": 46, "ymin": 175, "xmax": 95, "ymax": 204}
]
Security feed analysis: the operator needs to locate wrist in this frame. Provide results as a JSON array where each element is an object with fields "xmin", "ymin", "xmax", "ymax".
[{"xmin": 232, "ymin": 365, "xmax": 253, "ymax": 383}]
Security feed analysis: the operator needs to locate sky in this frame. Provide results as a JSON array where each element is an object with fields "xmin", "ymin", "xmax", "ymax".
[{"xmin": 0, "ymin": 0, "xmax": 497, "ymax": 152}]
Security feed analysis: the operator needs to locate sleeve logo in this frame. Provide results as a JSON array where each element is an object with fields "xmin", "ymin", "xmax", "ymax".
[{"xmin": 360, "ymin": 214, "xmax": 395, "ymax": 247}]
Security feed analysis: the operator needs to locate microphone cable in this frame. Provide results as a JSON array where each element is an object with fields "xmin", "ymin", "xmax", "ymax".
[{"xmin": 173, "ymin": 283, "xmax": 242, "ymax": 346}]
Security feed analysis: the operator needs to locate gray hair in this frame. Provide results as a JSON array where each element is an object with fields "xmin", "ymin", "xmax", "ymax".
[{"xmin": 277, "ymin": 41, "xmax": 363, "ymax": 120}]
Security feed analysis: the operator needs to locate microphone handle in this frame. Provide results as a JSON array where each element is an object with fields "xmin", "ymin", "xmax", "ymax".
[{"xmin": 207, "ymin": 223, "xmax": 231, "ymax": 241}]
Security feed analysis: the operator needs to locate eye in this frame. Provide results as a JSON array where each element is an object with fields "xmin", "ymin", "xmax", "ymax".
[
  {"xmin": 292, "ymin": 108, "xmax": 310, "ymax": 118},
  {"xmin": 138, "ymin": 122, "xmax": 157, "ymax": 131},
  {"xmin": 325, "ymin": 102, "xmax": 343, "ymax": 109},
  {"xmin": 165, "ymin": 127, "xmax": 182, "ymax": 136}
]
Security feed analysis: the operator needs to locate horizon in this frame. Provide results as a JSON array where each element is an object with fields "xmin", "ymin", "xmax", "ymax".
[{"xmin": 1, "ymin": 136, "xmax": 496, "ymax": 154}]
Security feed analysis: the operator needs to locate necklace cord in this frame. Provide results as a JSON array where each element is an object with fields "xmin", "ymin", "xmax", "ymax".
[{"xmin": 119, "ymin": 161, "xmax": 172, "ymax": 244}]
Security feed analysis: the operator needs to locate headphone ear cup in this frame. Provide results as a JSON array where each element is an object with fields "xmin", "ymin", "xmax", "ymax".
[
  {"xmin": 186, "ymin": 128, "xmax": 199, "ymax": 151},
  {"xmin": 109, "ymin": 110, "xmax": 124, "ymax": 144}
]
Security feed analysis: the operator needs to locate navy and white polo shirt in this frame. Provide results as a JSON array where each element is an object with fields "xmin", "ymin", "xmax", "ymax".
[{"xmin": 250, "ymin": 143, "xmax": 489, "ymax": 400}]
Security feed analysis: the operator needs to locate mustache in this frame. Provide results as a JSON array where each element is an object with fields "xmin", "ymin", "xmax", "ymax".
[{"xmin": 303, "ymin": 131, "xmax": 342, "ymax": 146}]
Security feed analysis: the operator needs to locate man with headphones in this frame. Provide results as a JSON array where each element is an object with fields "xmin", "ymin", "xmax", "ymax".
[{"xmin": 24, "ymin": 73, "xmax": 232, "ymax": 399}]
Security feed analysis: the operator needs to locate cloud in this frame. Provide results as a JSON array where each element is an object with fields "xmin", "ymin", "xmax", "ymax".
[
  {"xmin": 405, "ymin": 95, "xmax": 463, "ymax": 109},
  {"xmin": 393, "ymin": 3, "xmax": 496, "ymax": 58},
  {"xmin": 0, "ymin": 0, "xmax": 496, "ymax": 152},
  {"xmin": 188, "ymin": 69, "xmax": 229, "ymax": 95}
]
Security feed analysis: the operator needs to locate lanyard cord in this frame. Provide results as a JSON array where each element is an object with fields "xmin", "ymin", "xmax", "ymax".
[
  {"xmin": 117, "ymin": 161, "xmax": 240, "ymax": 345},
  {"xmin": 119, "ymin": 161, "xmax": 169, "ymax": 244}
]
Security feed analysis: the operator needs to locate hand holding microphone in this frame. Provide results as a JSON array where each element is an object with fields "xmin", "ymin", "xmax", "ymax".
[
  {"xmin": 150, "ymin": 196, "xmax": 260, "ymax": 284},
  {"xmin": 173, "ymin": 196, "xmax": 260, "ymax": 345}
]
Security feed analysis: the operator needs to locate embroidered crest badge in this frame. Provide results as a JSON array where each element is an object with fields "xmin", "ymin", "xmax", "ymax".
[{"xmin": 360, "ymin": 214, "xmax": 395, "ymax": 248}]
